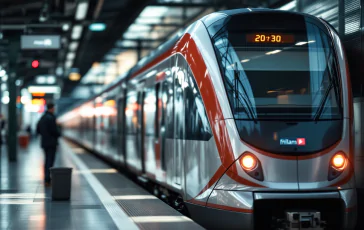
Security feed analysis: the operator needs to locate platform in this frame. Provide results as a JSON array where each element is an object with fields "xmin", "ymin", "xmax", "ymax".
[{"xmin": 0, "ymin": 138, "xmax": 203, "ymax": 230}]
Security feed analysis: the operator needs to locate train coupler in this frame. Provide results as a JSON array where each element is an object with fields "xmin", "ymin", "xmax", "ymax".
[{"xmin": 274, "ymin": 211, "xmax": 327, "ymax": 230}]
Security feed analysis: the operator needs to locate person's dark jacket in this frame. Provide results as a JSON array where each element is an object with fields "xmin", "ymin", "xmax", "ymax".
[{"xmin": 37, "ymin": 112, "xmax": 61, "ymax": 149}]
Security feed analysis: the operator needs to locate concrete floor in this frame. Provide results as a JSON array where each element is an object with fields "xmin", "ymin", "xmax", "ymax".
[{"xmin": 0, "ymin": 138, "xmax": 202, "ymax": 230}]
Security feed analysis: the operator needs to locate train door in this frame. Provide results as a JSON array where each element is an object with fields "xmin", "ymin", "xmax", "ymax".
[
  {"xmin": 92, "ymin": 100, "xmax": 96, "ymax": 150},
  {"xmin": 125, "ymin": 85, "xmax": 143, "ymax": 173},
  {"xmin": 117, "ymin": 95, "xmax": 125, "ymax": 165},
  {"xmin": 173, "ymin": 55, "xmax": 185, "ymax": 186},
  {"xmin": 138, "ymin": 91, "xmax": 146, "ymax": 174},
  {"xmin": 164, "ymin": 65, "xmax": 175, "ymax": 185},
  {"xmin": 143, "ymin": 82, "xmax": 158, "ymax": 177},
  {"xmin": 160, "ymin": 81, "xmax": 168, "ymax": 172},
  {"xmin": 95, "ymin": 97, "xmax": 103, "ymax": 152},
  {"xmin": 155, "ymin": 82, "xmax": 163, "ymax": 172}
]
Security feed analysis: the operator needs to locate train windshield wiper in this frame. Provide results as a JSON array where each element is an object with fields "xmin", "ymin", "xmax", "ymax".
[
  {"xmin": 313, "ymin": 52, "xmax": 342, "ymax": 121},
  {"xmin": 233, "ymin": 65, "xmax": 257, "ymax": 123}
]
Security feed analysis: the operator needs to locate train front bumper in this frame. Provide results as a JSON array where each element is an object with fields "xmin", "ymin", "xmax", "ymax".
[{"xmin": 187, "ymin": 189, "xmax": 357, "ymax": 230}]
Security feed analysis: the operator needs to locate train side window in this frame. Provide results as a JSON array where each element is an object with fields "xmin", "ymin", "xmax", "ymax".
[
  {"xmin": 155, "ymin": 83, "xmax": 160, "ymax": 138},
  {"xmin": 144, "ymin": 87, "xmax": 156, "ymax": 137},
  {"xmin": 125, "ymin": 92, "xmax": 138, "ymax": 135},
  {"xmin": 164, "ymin": 74, "xmax": 174, "ymax": 139},
  {"xmin": 185, "ymin": 68, "xmax": 212, "ymax": 141},
  {"xmin": 117, "ymin": 97, "xmax": 125, "ymax": 156},
  {"xmin": 160, "ymin": 79, "xmax": 170, "ymax": 170},
  {"xmin": 117, "ymin": 98, "xmax": 124, "ymax": 135}
]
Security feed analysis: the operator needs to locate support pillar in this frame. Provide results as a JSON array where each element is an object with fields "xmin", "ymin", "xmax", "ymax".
[
  {"xmin": 7, "ymin": 39, "xmax": 20, "ymax": 162},
  {"xmin": 7, "ymin": 72, "xmax": 17, "ymax": 162},
  {"xmin": 136, "ymin": 39, "xmax": 142, "ymax": 61}
]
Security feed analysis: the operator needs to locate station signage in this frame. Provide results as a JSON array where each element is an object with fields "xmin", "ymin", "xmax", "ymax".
[{"xmin": 21, "ymin": 35, "xmax": 61, "ymax": 50}]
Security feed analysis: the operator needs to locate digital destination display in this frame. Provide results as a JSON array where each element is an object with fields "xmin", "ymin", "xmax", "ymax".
[{"xmin": 246, "ymin": 33, "xmax": 295, "ymax": 44}]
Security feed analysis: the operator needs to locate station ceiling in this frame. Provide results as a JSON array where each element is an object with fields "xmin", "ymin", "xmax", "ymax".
[{"xmin": 0, "ymin": 0, "xmax": 291, "ymax": 112}]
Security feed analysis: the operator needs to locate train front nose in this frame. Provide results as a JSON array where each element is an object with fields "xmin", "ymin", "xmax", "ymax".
[
  {"xmin": 201, "ymin": 148, "xmax": 357, "ymax": 230},
  {"xmin": 203, "ymin": 184, "xmax": 357, "ymax": 229}
]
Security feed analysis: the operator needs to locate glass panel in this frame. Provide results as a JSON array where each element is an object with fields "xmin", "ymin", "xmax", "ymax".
[
  {"xmin": 184, "ymin": 68, "xmax": 212, "ymax": 140},
  {"xmin": 211, "ymin": 13, "xmax": 342, "ymax": 121},
  {"xmin": 144, "ymin": 87, "xmax": 156, "ymax": 136}
]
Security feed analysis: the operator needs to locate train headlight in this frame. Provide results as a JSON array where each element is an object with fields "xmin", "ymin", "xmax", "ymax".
[
  {"xmin": 331, "ymin": 153, "xmax": 347, "ymax": 171},
  {"xmin": 328, "ymin": 152, "xmax": 348, "ymax": 181},
  {"xmin": 239, "ymin": 152, "xmax": 264, "ymax": 181},
  {"xmin": 240, "ymin": 154, "xmax": 257, "ymax": 171}
]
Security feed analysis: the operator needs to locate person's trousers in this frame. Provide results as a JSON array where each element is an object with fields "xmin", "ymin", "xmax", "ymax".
[{"xmin": 44, "ymin": 147, "xmax": 56, "ymax": 183}]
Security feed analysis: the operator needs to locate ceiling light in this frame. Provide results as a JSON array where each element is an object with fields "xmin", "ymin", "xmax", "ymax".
[
  {"xmin": 279, "ymin": 1, "xmax": 296, "ymax": 11},
  {"xmin": 136, "ymin": 17, "xmax": 161, "ymax": 24},
  {"xmin": 140, "ymin": 6, "xmax": 169, "ymax": 17},
  {"xmin": 2, "ymin": 96, "xmax": 9, "ymax": 105},
  {"xmin": 47, "ymin": 76, "xmax": 56, "ymax": 84},
  {"xmin": 56, "ymin": 67, "xmax": 64, "ymax": 76},
  {"xmin": 69, "ymin": 41, "xmax": 79, "ymax": 51},
  {"xmin": 15, "ymin": 80, "xmax": 22, "ymax": 86},
  {"xmin": 67, "ymin": 52, "xmax": 76, "ymax": 60},
  {"xmin": 89, "ymin": 23, "xmax": 106, "ymax": 32},
  {"xmin": 65, "ymin": 60, "xmax": 73, "ymax": 69},
  {"xmin": 39, "ymin": 5, "xmax": 49, "ymax": 22},
  {"xmin": 241, "ymin": 59, "xmax": 250, "ymax": 63},
  {"xmin": 21, "ymin": 96, "xmax": 31, "ymax": 105},
  {"xmin": 36, "ymin": 76, "xmax": 47, "ymax": 84},
  {"xmin": 128, "ymin": 24, "xmax": 150, "ymax": 32},
  {"xmin": 75, "ymin": 2, "xmax": 89, "ymax": 20},
  {"xmin": 0, "ymin": 70, "xmax": 6, "ymax": 77},
  {"xmin": 2, "ymin": 75, "xmax": 8, "ymax": 82},
  {"xmin": 28, "ymin": 86, "xmax": 61, "ymax": 94},
  {"xmin": 69, "ymin": 72, "xmax": 81, "ymax": 81},
  {"xmin": 71, "ymin": 25, "xmax": 83, "ymax": 40},
  {"xmin": 62, "ymin": 24, "xmax": 70, "ymax": 31}
]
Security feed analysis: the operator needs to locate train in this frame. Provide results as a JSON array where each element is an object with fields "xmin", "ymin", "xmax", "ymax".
[{"xmin": 59, "ymin": 8, "xmax": 357, "ymax": 230}]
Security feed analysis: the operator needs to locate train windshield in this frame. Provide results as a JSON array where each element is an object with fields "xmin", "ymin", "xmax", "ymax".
[{"xmin": 209, "ymin": 13, "xmax": 342, "ymax": 121}]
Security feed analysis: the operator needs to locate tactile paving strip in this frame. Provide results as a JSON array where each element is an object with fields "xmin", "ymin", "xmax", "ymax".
[
  {"xmin": 116, "ymin": 199, "xmax": 177, "ymax": 217},
  {"xmin": 70, "ymin": 204, "xmax": 103, "ymax": 209}
]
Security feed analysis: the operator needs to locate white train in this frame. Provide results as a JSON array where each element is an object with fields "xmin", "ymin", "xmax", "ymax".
[{"xmin": 59, "ymin": 9, "xmax": 356, "ymax": 230}]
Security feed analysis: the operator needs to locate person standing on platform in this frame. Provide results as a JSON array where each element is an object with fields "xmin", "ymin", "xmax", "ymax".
[
  {"xmin": 37, "ymin": 103, "xmax": 61, "ymax": 186},
  {"xmin": 0, "ymin": 115, "xmax": 5, "ymax": 145}
]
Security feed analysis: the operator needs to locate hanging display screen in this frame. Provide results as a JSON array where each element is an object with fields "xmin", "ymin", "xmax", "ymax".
[{"xmin": 246, "ymin": 33, "xmax": 295, "ymax": 43}]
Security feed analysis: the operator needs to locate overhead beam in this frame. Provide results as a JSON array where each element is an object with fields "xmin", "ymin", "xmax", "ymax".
[
  {"xmin": 268, "ymin": 0, "xmax": 294, "ymax": 8},
  {"xmin": 76, "ymin": 0, "xmax": 152, "ymax": 76},
  {"xmin": 143, "ymin": 23, "xmax": 182, "ymax": 27},
  {"xmin": 0, "ymin": 23, "xmax": 64, "ymax": 30},
  {"xmin": 0, "ymin": 1, "xmax": 43, "ymax": 15},
  {"xmin": 117, "ymin": 38, "xmax": 164, "ymax": 43},
  {"xmin": 149, "ymin": 1, "xmax": 213, "ymax": 7},
  {"xmin": 115, "ymin": 46, "xmax": 154, "ymax": 50}
]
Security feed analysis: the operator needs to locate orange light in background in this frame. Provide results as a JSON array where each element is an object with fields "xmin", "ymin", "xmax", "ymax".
[
  {"xmin": 31, "ymin": 98, "xmax": 45, "ymax": 105},
  {"xmin": 16, "ymin": 96, "xmax": 21, "ymax": 103},
  {"xmin": 32, "ymin": 92, "xmax": 45, "ymax": 97},
  {"xmin": 69, "ymin": 72, "xmax": 81, "ymax": 81},
  {"xmin": 104, "ymin": 100, "xmax": 116, "ymax": 107},
  {"xmin": 240, "ymin": 154, "xmax": 257, "ymax": 171}
]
